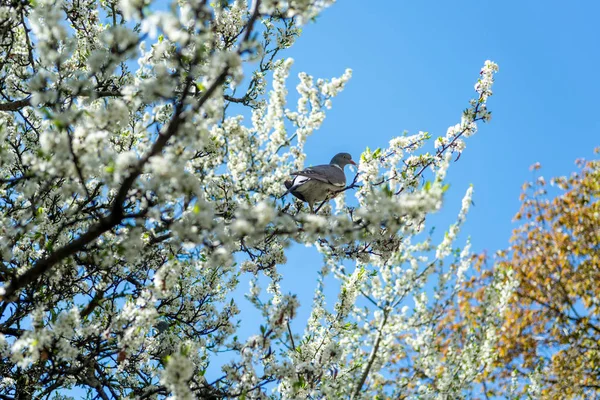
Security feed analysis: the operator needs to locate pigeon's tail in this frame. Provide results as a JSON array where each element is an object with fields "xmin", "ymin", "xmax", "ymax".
[{"xmin": 280, "ymin": 180, "xmax": 294, "ymax": 199}]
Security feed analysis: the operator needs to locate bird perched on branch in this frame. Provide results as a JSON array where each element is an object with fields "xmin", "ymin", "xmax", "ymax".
[{"xmin": 282, "ymin": 152, "xmax": 356, "ymax": 213}]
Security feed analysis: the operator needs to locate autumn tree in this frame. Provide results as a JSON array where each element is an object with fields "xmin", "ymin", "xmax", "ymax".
[
  {"xmin": 0, "ymin": 0, "xmax": 507, "ymax": 398},
  {"xmin": 449, "ymin": 151, "xmax": 600, "ymax": 398}
]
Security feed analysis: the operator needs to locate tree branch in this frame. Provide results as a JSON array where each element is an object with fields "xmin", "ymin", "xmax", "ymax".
[
  {"xmin": 0, "ymin": 98, "xmax": 30, "ymax": 112},
  {"xmin": 351, "ymin": 309, "xmax": 389, "ymax": 399}
]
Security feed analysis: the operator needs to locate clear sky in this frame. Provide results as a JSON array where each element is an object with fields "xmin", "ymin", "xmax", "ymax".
[{"xmin": 256, "ymin": 0, "xmax": 600, "ymax": 347}]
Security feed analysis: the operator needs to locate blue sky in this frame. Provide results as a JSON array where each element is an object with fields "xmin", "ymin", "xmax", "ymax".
[{"xmin": 259, "ymin": 0, "xmax": 600, "ymax": 355}]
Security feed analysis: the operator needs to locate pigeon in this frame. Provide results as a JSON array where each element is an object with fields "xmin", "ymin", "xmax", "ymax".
[{"xmin": 282, "ymin": 152, "xmax": 356, "ymax": 212}]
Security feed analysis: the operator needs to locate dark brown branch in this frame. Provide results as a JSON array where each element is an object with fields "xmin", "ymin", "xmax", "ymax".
[
  {"xmin": 242, "ymin": 0, "xmax": 261, "ymax": 45},
  {"xmin": 80, "ymin": 290, "xmax": 106, "ymax": 319},
  {"xmin": 224, "ymin": 94, "xmax": 245, "ymax": 103},
  {"xmin": 0, "ymin": 98, "xmax": 30, "ymax": 112}
]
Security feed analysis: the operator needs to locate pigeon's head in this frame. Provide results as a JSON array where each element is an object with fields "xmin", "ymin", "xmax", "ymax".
[{"xmin": 330, "ymin": 152, "xmax": 356, "ymax": 169}]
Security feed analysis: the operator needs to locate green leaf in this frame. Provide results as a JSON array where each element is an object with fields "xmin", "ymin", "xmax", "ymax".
[
  {"xmin": 342, "ymin": 322, "xmax": 355, "ymax": 330},
  {"xmin": 358, "ymin": 266, "xmax": 366, "ymax": 279},
  {"xmin": 52, "ymin": 119, "xmax": 66, "ymax": 130},
  {"xmin": 40, "ymin": 107, "xmax": 52, "ymax": 119},
  {"xmin": 50, "ymin": 308, "xmax": 58, "ymax": 323},
  {"xmin": 293, "ymin": 376, "xmax": 306, "ymax": 390}
]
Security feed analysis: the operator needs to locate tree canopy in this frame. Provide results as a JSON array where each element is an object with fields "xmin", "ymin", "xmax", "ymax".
[{"xmin": 452, "ymin": 154, "xmax": 600, "ymax": 398}]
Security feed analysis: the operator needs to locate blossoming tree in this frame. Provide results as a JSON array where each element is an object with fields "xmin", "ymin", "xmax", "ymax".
[{"xmin": 0, "ymin": 0, "xmax": 509, "ymax": 398}]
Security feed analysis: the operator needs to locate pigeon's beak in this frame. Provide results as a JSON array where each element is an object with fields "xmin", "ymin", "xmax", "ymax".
[{"xmin": 349, "ymin": 159, "xmax": 357, "ymax": 166}]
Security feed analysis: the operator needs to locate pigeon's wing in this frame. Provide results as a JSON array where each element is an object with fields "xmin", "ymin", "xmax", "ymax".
[
  {"xmin": 291, "ymin": 165, "xmax": 346, "ymax": 187},
  {"xmin": 290, "ymin": 167, "xmax": 330, "ymax": 184}
]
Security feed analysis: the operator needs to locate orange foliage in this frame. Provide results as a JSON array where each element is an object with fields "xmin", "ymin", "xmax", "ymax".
[{"xmin": 444, "ymin": 152, "xmax": 600, "ymax": 398}]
